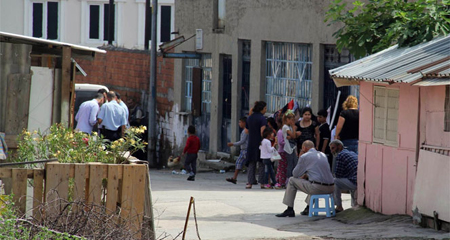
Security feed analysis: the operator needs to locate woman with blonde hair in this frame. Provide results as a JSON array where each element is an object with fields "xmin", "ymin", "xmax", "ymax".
[{"xmin": 335, "ymin": 95, "xmax": 359, "ymax": 154}]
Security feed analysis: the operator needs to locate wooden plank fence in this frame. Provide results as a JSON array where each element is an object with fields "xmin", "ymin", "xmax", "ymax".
[{"xmin": 0, "ymin": 162, "xmax": 154, "ymax": 239}]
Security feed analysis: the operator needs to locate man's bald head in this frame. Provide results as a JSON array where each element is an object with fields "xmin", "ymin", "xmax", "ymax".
[
  {"xmin": 302, "ymin": 140, "xmax": 315, "ymax": 152},
  {"xmin": 107, "ymin": 91, "xmax": 117, "ymax": 101}
]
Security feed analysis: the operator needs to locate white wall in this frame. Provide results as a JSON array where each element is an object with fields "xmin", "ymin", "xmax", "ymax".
[{"xmin": 0, "ymin": 0, "xmax": 174, "ymax": 50}]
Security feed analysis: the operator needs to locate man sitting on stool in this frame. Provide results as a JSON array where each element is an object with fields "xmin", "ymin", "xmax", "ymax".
[
  {"xmin": 329, "ymin": 139, "xmax": 358, "ymax": 212},
  {"xmin": 276, "ymin": 140, "xmax": 334, "ymax": 217}
]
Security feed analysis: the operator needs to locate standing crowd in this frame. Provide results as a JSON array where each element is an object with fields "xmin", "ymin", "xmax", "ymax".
[
  {"xmin": 221, "ymin": 96, "xmax": 360, "ymax": 216},
  {"xmin": 75, "ymin": 89, "xmax": 144, "ymax": 144}
]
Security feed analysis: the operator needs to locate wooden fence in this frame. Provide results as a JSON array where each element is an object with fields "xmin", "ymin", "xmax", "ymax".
[{"xmin": 0, "ymin": 162, "xmax": 154, "ymax": 239}]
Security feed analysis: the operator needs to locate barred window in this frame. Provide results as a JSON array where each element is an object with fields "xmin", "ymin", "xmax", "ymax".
[
  {"xmin": 265, "ymin": 42, "xmax": 312, "ymax": 113},
  {"xmin": 183, "ymin": 54, "xmax": 212, "ymax": 113},
  {"xmin": 184, "ymin": 58, "xmax": 199, "ymax": 112}
]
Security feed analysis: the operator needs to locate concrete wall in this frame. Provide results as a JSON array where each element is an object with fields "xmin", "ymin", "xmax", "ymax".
[
  {"xmin": 173, "ymin": 0, "xmax": 349, "ymax": 155},
  {"xmin": 358, "ymin": 81, "xmax": 419, "ymax": 215},
  {"xmin": 0, "ymin": 0, "xmax": 174, "ymax": 50}
]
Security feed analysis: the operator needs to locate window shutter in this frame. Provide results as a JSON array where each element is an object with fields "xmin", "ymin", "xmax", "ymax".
[
  {"xmin": 160, "ymin": 6, "xmax": 171, "ymax": 43},
  {"xmin": 386, "ymin": 89, "xmax": 399, "ymax": 144},
  {"xmin": 33, "ymin": 3, "xmax": 43, "ymax": 38},
  {"xmin": 47, "ymin": 2, "xmax": 58, "ymax": 40},
  {"xmin": 373, "ymin": 87, "xmax": 386, "ymax": 143},
  {"xmin": 373, "ymin": 86, "xmax": 399, "ymax": 146},
  {"xmin": 89, "ymin": 5, "xmax": 100, "ymax": 39}
]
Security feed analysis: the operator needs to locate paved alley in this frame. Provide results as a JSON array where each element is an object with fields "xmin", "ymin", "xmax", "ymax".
[{"xmin": 150, "ymin": 170, "xmax": 450, "ymax": 240}]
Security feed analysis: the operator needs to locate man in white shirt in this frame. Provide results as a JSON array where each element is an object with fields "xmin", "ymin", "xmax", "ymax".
[
  {"xmin": 276, "ymin": 140, "xmax": 334, "ymax": 217},
  {"xmin": 97, "ymin": 92, "xmax": 127, "ymax": 142},
  {"xmin": 75, "ymin": 93, "xmax": 104, "ymax": 134}
]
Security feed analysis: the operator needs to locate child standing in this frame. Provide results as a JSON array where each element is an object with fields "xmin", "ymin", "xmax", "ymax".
[
  {"xmin": 226, "ymin": 117, "xmax": 248, "ymax": 184},
  {"xmin": 317, "ymin": 109, "xmax": 332, "ymax": 170},
  {"xmin": 260, "ymin": 128, "xmax": 277, "ymax": 189},
  {"xmin": 282, "ymin": 110, "xmax": 298, "ymax": 182},
  {"xmin": 183, "ymin": 125, "xmax": 201, "ymax": 181},
  {"xmin": 275, "ymin": 117, "xmax": 287, "ymax": 189}
]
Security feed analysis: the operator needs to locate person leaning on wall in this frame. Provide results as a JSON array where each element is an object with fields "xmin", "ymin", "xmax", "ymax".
[{"xmin": 335, "ymin": 95, "xmax": 359, "ymax": 154}]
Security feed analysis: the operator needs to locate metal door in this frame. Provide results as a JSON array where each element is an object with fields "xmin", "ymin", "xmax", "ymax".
[{"xmin": 221, "ymin": 55, "xmax": 232, "ymax": 152}]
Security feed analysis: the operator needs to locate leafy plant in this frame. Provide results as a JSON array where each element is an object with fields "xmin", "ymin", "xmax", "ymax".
[
  {"xmin": 325, "ymin": 0, "xmax": 450, "ymax": 58},
  {"xmin": 15, "ymin": 124, "xmax": 147, "ymax": 165}
]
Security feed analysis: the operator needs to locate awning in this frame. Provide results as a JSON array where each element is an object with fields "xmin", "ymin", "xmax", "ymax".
[
  {"xmin": 332, "ymin": 78, "xmax": 361, "ymax": 87},
  {"xmin": 413, "ymin": 78, "xmax": 450, "ymax": 86}
]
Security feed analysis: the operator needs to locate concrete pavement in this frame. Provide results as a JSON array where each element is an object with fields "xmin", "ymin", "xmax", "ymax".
[{"xmin": 150, "ymin": 169, "xmax": 450, "ymax": 240}]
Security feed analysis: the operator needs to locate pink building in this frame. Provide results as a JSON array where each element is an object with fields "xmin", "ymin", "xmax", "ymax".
[{"xmin": 329, "ymin": 36, "xmax": 450, "ymax": 226}]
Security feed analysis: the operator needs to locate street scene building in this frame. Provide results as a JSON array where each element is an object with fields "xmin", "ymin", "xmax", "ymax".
[
  {"xmin": 0, "ymin": 0, "xmax": 449, "ymax": 239},
  {"xmin": 170, "ymin": 0, "xmax": 359, "ymax": 156}
]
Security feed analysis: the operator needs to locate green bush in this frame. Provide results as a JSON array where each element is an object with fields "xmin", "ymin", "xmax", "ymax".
[{"xmin": 15, "ymin": 124, "xmax": 147, "ymax": 165}]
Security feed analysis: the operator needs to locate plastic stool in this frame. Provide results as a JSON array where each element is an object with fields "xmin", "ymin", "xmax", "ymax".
[{"xmin": 308, "ymin": 194, "xmax": 335, "ymax": 217}]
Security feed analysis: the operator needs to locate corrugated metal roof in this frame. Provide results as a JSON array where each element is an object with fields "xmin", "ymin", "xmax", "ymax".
[
  {"xmin": 413, "ymin": 78, "xmax": 450, "ymax": 86},
  {"xmin": 0, "ymin": 31, "xmax": 106, "ymax": 54},
  {"xmin": 329, "ymin": 35, "xmax": 450, "ymax": 84}
]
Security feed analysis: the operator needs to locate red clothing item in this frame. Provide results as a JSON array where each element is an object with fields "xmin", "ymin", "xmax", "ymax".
[{"xmin": 183, "ymin": 135, "xmax": 201, "ymax": 154}]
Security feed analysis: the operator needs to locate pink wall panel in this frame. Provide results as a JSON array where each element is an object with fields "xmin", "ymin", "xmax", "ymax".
[
  {"xmin": 406, "ymin": 151, "xmax": 417, "ymax": 216},
  {"xmin": 381, "ymin": 147, "xmax": 408, "ymax": 215},
  {"xmin": 398, "ymin": 85, "xmax": 419, "ymax": 150},
  {"xmin": 365, "ymin": 144, "xmax": 383, "ymax": 213},
  {"xmin": 420, "ymin": 86, "xmax": 450, "ymax": 148},
  {"xmin": 359, "ymin": 82, "xmax": 373, "ymax": 143},
  {"xmin": 357, "ymin": 142, "xmax": 367, "ymax": 206}
]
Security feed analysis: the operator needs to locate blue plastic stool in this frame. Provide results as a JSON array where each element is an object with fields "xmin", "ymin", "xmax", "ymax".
[{"xmin": 308, "ymin": 194, "xmax": 336, "ymax": 217}]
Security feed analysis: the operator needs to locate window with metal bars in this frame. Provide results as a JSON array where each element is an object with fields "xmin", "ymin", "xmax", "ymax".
[
  {"xmin": 265, "ymin": 42, "xmax": 312, "ymax": 113},
  {"xmin": 183, "ymin": 54, "xmax": 212, "ymax": 114},
  {"xmin": 184, "ymin": 58, "xmax": 200, "ymax": 112}
]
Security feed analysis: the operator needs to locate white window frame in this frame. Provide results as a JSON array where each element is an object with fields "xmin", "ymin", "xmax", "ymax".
[
  {"xmin": 82, "ymin": 1, "xmax": 118, "ymax": 45},
  {"xmin": 25, "ymin": 0, "xmax": 61, "ymax": 40},
  {"xmin": 136, "ymin": 0, "xmax": 175, "ymax": 49},
  {"xmin": 86, "ymin": 2, "xmax": 118, "ymax": 43},
  {"xmin": 373, "ymin": 86, "xmax": 399, "ymax": 146}
]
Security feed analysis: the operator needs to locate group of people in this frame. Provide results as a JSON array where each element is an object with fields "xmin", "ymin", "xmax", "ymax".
[
  {"xmin": 224, "ymin": 96, "xmax": 360, "ymax": 215},
  {"xmin": 75, "ymin": 89, "xmax": 134, "ymax": 143}
]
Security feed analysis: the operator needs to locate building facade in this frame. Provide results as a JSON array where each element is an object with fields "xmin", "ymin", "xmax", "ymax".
[
  {"xmin": 330, "ymin": 36, "xmax": 450, "ymax": 223},
  {"xmin": 170, "ymin": 0, "xmax": 355, "ymax": 155},
  {"xmin": 0, "ymin": 0, "xmax": 175, "ymax": 50}
]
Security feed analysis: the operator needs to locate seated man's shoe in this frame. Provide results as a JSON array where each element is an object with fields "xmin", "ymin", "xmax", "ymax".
[
  {"xmin": 187, "ymin": 175, "xmax": 195, "ymax": 181},
  {"xmin": 300, "ymin": 205, "xmax": 310, "ymax": 216},
  {"xmin": 275, "ymin": 209, "xmax": 295, "ymax": 217}
]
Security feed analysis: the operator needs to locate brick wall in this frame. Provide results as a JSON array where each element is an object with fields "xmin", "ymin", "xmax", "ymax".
[{"xmin": 74, "ymin": 47, "xmax": 177, "ymax": 165}]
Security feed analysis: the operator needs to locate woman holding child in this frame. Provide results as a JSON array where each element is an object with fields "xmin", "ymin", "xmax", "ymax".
[{"xmin": 295, "ymin": 107, "xmax": 320, "ymax": 155}]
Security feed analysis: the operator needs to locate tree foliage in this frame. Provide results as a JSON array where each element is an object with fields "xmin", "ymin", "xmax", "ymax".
[{"xmin": 325, "ymin": 0, "xmax": 450, "ymax": 58}]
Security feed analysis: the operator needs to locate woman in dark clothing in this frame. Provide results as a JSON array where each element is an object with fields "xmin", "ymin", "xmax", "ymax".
[
  {"xmin": 335, "ymin": 95, "xmax": 359, "ymax": 154},
  {"xmin": 295, "ymin": 107, "xmax": 320, "ymax": 155},
  {"xmin": 245, "ymin": 101, "xmax": 267, "ymax": 189}
]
